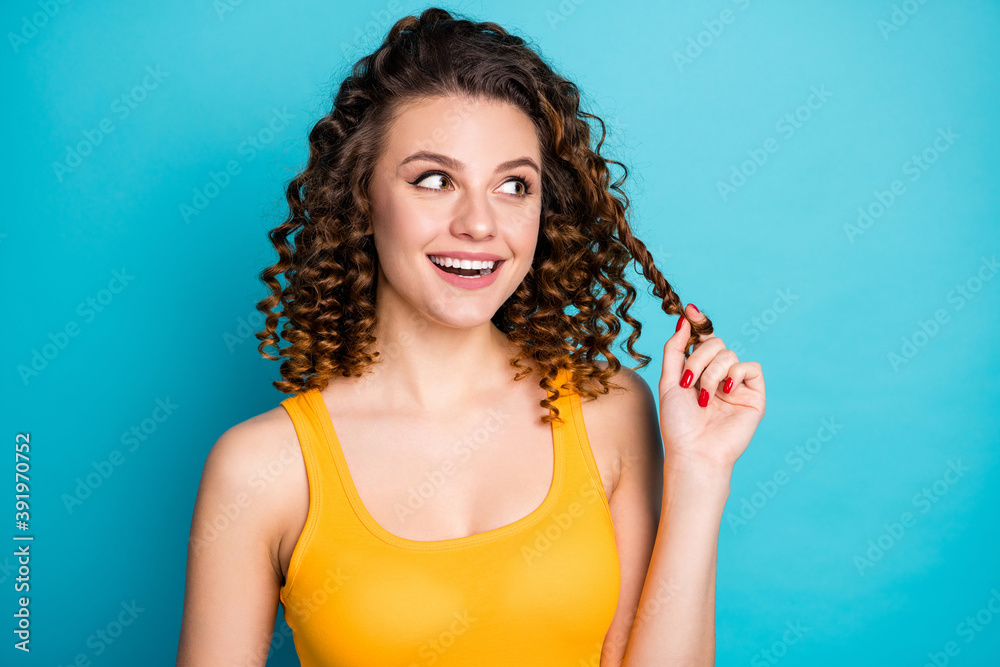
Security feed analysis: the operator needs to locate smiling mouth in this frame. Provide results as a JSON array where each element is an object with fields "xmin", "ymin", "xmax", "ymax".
[{"xmin": 428, "ymin": 256, "xmax": 505, "ymax": 277}]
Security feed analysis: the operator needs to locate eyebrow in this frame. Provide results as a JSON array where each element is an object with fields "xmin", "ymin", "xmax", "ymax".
[{"xmin": 398, "ymin": 150, "xmax": 540, "ymax": 176}]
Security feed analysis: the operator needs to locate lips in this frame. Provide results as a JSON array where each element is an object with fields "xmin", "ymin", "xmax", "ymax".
[
  {"xmin": 427, "ymin": 255, "xmax": 505, "ymax": 276},
  {"xmin": 427, "ymin": 254, "xmax": 506, "ymax": 289}
]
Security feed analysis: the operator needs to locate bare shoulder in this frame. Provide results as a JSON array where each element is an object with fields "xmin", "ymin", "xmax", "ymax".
[
  {"xmin": 178, "ymin": 398, "xmax": 306, "ymax": 664},
  {"xmin": 209, "ymin": 400, "xmax": 301, "ymax": 474},
  {"xmin": 576, "ymin": 360, "xmax": 663, "ymax": 498},
  {"xmin": 197, "ymin": 399, "xmax": 305, "ymax": 576},
  {"xmin": 584, "ymin": 360, "xmax": 657, "ymax": 402},
  {"xmin": 203, "ymin": 400, "xmax": 302, "ymax": 499}
]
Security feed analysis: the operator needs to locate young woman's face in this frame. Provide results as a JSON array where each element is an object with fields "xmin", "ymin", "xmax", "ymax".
[{"xmin": 368, "ymin": 94, "xmax": 543, "ymax": 330}]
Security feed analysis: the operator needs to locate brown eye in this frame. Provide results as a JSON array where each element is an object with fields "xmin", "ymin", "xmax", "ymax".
[
  {"xmin": 413, "ymin": 173, "xmax": 451, "ymax": 190},
  {"xmin": 498, "ymin": 178, "xmax": 530, "ymax": 197}
]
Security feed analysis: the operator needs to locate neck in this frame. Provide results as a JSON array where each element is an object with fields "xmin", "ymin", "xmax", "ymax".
[{"xmin": 365, "ymin": 288, "xmax": 531, "ymax": 415}]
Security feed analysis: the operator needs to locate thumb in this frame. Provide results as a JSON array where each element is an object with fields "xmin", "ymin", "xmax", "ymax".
[{"xmin": 661, "ymin": 306, "xmax": 693, "ymax": 390}]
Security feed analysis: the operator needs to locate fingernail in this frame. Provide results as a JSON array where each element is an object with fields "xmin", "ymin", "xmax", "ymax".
[
  {"xmin": 675, "ymin": 316, "xmax": 684, "ymax": 332},
  {"xmin": 690, "ymin": 303, "xmax": 700, "ymax": 313},
  {"xmin": 724, "ymin": 377, "xmax": 733, "ymax": 394},
  {"xmin": 680, "ymin": 369, "xmax": 693, "ymax": 388},
  {"xmin": 698, "ymin": 388, "xmax": 710, "ymax": 407}
]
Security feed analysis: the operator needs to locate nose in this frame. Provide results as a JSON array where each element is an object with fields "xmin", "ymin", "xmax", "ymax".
[{"xmin": 450, "ymin": 187, "xmax": 498, "ymax": 240}]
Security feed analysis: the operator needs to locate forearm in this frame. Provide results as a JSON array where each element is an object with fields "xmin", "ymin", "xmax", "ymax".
[{"xmin": 620, "ymin": 459, "xmax": 731, "ymax": 667}]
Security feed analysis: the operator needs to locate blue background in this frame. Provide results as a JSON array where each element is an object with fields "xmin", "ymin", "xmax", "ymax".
[{"xmin": 3, "ymin": 0, "xmax": 999, "ymax": 665}]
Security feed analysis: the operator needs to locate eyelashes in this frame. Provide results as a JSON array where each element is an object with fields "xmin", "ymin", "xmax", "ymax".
[{"xmin": 407, "ymin": 170, "xmax": 533, "ymax": 197}]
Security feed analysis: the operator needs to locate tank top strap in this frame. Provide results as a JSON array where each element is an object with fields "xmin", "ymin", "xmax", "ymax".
[
  {"xmin": 551, "ymin": 365, "xmax": 615, "ymax": 526},
  {"xmin": 277, "ymin": 387, "xmax": 365, "ymax": 602}
]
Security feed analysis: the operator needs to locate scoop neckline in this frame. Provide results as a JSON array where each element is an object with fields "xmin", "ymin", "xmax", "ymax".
[{"xmin": 304, "ymin": 368, "xmax": 570, "ymax": 552}]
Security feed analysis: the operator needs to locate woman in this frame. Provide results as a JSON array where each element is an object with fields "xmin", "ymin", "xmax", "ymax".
[{"xmin": 178, "ymin": 7, "xmax": 765, "ymax": 666}]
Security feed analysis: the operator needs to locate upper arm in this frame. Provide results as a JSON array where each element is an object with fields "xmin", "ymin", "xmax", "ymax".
[
  {"xmin": 176, "ymin": 420, "xmax": 288, "ymax": 666},
  {"xmin": 596, "ymin": 367, "xmax": 664, "ymax": 666}
]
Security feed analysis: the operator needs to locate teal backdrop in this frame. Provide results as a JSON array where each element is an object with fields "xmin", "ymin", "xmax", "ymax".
[{"xmin": 4, "ymin": 0, "xmax": 999, "ymax": 665}]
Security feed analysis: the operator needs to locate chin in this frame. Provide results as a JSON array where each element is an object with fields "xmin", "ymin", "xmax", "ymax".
[{"xmin": 424, "ymin": 305, "xmax": 504, "ymax": 330}]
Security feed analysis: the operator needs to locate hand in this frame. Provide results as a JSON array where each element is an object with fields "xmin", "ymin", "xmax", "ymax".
[{"xmin": 658, "ymin": 303, "xmax": 766, "ymax": 472}]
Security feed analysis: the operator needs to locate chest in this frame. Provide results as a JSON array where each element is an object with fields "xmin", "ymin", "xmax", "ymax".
[
  {"xmin": 275, "ymin": 383, "xmax": 623, "ymax": 666},
  {"xmin": 331, "ymin": 396, "xmax": 617, "ymax": 541},
  {"xmin": 276, "ymin": 385, "xmax": 620, "ymax": 582}
]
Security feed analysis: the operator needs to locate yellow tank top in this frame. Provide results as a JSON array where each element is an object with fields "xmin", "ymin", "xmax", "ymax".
[{"xmin": 277, "ymin": 366, "xmax": 621, "ymax": 666}]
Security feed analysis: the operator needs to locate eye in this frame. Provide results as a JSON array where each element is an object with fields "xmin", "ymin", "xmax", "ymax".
[
  {"xmin": 497, "ymin": 177, "xmax": 532, "ymax": 197},
  {"xmin": 411, "ymin": 172, "xmax": 452, "ymax": 191},
  {"xmin": 408, "ymin": 171, "xmax": 533, "ymax": 197}
]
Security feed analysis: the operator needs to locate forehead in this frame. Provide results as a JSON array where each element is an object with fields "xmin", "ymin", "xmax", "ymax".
[{"xmin": 382, "ymin": 94, "xmax": 541, "ymax": 163}]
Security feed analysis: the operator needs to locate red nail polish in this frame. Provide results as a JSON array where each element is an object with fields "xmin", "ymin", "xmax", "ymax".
[
  {"xmin": 698, "ymin": 388, "xmax": 709, "ymax": 407},
  {"xmin": 724, "ymin": 377, "xmax": 733, "ymax": 394},
  {"xmin": 690, "ymin": 303, "xmax": 699, "ymax": 313},
  {"xmin": 675, "ymin": 316, "xmax": 684, "ymax": 332},
  {"xmin": 680, "ymin": 369, "xmax": 693, "ymax": 388}
]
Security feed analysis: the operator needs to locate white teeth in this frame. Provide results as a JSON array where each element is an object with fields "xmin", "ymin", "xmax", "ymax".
[{"xmin": 429, "ymin": 255, "xmax": 497, "ymax": 270}]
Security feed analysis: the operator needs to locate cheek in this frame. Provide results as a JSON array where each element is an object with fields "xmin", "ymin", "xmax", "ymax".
[
  {"xmin": 371, "ymin": 200, "xmax": 437, "ymax": 266},
  {"xmin": 372, "ymin": 187, "xmax": 413, "ymax": 236},
  {"xmin": 509, "ymin": 207, "xmax": 541, "ymax": 252}
]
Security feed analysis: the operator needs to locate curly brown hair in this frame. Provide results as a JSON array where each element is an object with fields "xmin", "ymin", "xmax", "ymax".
[{"xmin": 255, "ymin": 6, "xmax": 714, "ymax": 425}]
